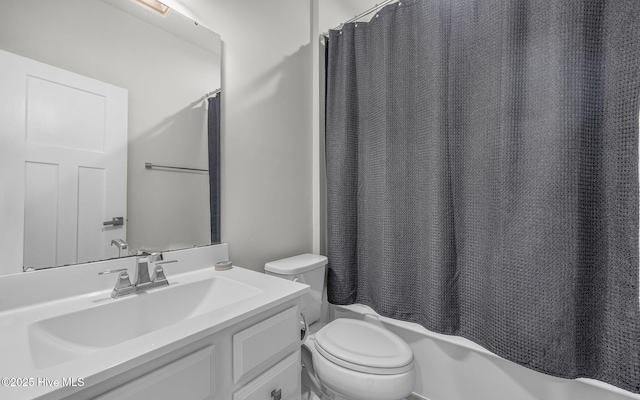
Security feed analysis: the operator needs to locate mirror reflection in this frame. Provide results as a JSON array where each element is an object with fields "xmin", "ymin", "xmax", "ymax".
[{"xmin": 0, "ymin": 0, "xmax": 221, "ymax": 276}]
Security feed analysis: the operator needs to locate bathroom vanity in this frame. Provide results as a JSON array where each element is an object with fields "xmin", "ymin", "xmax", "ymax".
[{"xmin": 0, "ymin": 244, "xmax": 308, "ymax": 400}]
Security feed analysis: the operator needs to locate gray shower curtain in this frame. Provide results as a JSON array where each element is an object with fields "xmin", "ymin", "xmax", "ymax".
[
  {"xmin": 208, "ymin": 93, "xmax": 221, "ymax": 244},
  {"xmin": 325, "ymin": 0, "xmax": 640, "ymax": 393}
]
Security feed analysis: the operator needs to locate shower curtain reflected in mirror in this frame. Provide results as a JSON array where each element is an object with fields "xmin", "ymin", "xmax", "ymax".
[{"xmin": 208, "ymin": 93, "xmax": 221, "ymax": 244}]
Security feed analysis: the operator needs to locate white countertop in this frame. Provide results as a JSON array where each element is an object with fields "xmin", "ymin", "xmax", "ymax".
[{"xmin": 0, "ymin": 244, "xmax": 309, "ymax": 400}]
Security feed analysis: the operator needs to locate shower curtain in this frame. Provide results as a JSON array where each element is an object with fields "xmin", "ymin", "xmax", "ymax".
[
  {"xmin": 325, "ymin": 0, "xmax": 640, "ymax": 393},
  {"xmin": 208, "ymin": 93, "xmax": 221, "ymax": 244}
]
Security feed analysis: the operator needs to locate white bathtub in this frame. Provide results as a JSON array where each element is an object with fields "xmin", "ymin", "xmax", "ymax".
[{"xmin": 330, "ymin": 304, "xmax": 640, "ymax": 400}]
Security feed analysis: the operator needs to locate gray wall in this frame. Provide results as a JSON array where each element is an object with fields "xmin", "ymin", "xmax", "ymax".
[
  {"xmin": 0, "ymin": 0, "xmax": 221, "ymax": 258},
  {"xmin": 184, "ymin": 0, "xmax": 315, "ymax": 271}
]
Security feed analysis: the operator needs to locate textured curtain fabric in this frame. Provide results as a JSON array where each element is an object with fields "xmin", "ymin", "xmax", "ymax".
[
  {"xmin": 208, "ymin": 94, "xmax": 221, "ymax": 244},
  {"xmin": 325, "ymin": 0, "xmax": 640, "ymax": 393}
]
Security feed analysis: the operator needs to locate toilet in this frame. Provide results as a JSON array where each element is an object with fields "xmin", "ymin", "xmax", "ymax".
[{"xmin": 265, "ymin": 254, "xmax": 415, "ymax": 400}]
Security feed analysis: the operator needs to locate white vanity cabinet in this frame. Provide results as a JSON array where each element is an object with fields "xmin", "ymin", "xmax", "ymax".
[
  {"xmin": 231, "ymin": 306, "xmax": 301, "ymax": 400},
  {"xmin": 0, "ymin": 245, "xmax": 309, "ymax": 400},
  {"xmin": 93, "ymin": 346, "xmax": 216, "ymax": 400},
  {"xmin": 232, "ymin": 352, "xmax": 300, "ymax": 400},
  {"xmin": 68, "ymin": 302, "xmax": 302, "ymax": 400}
]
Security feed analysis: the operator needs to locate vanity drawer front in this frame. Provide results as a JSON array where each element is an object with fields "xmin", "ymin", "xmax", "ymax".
[
  {"xmin": 94, "ymin": 345, "xmax": 215, "ymax": 400},
  {"xmin": 233, "ymin": 351, "xmax": 300, "ymax": 400},
  {"xmin": 233, "ymin": 306, "xmax": 299, "ymax": 383}
]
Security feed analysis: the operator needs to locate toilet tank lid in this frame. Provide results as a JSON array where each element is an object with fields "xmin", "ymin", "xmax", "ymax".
[{"xmin": 265, "ymin": 254, "xmax": 328, "ymax": 275}]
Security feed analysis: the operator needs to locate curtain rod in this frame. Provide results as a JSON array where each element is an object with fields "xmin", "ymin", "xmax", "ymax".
[
  {"xmin": 205, "ymin": 88, "xmax": 221, "ymax": 98},
  {"xmin": 323, "ymin": 0, "xmax": 398, "ymax": 36}
]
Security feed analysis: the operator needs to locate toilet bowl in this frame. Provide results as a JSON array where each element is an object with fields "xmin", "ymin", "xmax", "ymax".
[
  {"xmin": 307, "ymin": 318, "xmax": 415, "ymax": 400},
  {"xmin": 265, "ymin": 254, "xmax": 416, "ymax": 400}
]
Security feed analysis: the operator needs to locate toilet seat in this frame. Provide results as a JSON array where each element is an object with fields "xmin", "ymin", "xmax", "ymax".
[{"xmin": 314, "ymin": 318, "xmax": 414, "ymax": 375}]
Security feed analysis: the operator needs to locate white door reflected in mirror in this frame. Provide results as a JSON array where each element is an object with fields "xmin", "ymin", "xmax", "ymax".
[{"xmin": 0, "ymin": 49, "xmax": 127, "ymax": 275}]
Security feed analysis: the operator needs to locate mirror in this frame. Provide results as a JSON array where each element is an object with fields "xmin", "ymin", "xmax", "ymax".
[{"xmin": 0, "ymin": 0, "xmax": 221, "ymax": 276}]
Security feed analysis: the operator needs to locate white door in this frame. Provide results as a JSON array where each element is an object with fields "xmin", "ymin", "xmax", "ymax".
[{"xmin": 0, "ymin": 49, "xmax": 128, "ymax": 275}]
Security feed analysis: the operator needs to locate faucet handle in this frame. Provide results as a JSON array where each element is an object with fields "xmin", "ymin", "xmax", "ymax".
[
  {"xmin": 99, "ymin": 268, "xmax": 135, "ymax": 298},
  {"xmin": 150, "ymin": 260, "xmax": 176, "ymax": 288},
  {"xmin": 150, "ymin": 264, "xmax": 171, "ymax": 288},
  {"xmin": 98, "ymin": 268, "xmax": 128, "ymax": 276}
]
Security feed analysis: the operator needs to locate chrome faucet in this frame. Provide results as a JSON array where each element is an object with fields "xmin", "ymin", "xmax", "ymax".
[
  {"xmin": 134, "ymin": 256, "xmax": 153, "ymax": 289},
  {"xmin": 111, "ymin": 239, "xmax": 128, "ymax": 257},
  {"xmin": 136, "ymin": 253, "xmax": 174, "ymax": 289},
  {"xmin": 99, "ymin": 253, "xmax": 177, "ymax": 298}
]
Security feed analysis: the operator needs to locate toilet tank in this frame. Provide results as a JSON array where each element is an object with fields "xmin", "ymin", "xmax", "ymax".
[{"xmin": 265, "ymin": 254, "xmax": 327, "ymax": 325}]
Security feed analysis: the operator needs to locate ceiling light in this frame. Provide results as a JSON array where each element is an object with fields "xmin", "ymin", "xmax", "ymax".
[{"xmin": 132, "ymin": 0, "xmax": 170, "ymax": 16}]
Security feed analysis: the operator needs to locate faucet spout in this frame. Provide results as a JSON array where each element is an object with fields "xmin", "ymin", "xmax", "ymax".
[
  {"xmin": 134, "ymin": 257, "xmax": 152, "ymax": 288},
  {"xmin": 111, "ymin": 239, "xmax": 128, "ymax": 250},
  {"xmin": 111, "ymin": 239, "xmax": 128, "ymax": 257}
]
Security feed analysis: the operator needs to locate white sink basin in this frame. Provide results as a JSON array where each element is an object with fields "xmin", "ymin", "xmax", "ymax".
[{"xmin": 28, "ymin": 277, "xmax": 262, "ymax": 369}]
